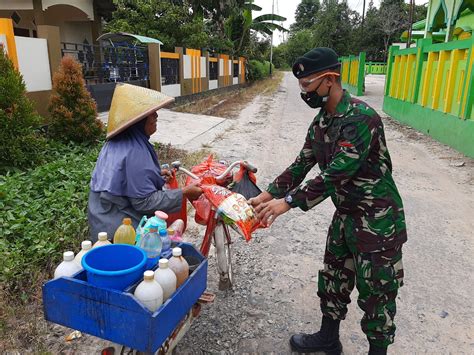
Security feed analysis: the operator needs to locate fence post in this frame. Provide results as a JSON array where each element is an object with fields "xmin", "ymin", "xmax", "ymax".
[
  {"xmin": 36, "ymin": 25, "xmax": 61, "ymax": 79},
  {"xmin": 203, "ymin": 49, "xmax": 209, "ymax": 92},
  {"xmin": 357, "ymin": 52, "xmax": 366, "ymax": 96},
  {"xmin": 410, "ymin": 38, "xmax": 428, "ymax": 104},
  {"xmin": 460, "ymin": 37, "xmax": 474, "ymax": 119},
  {"xmin": 384, "ymin": 45, "xmax": 398, "ymax": 97},
  {"xmin": 148, "ymin": 43, "xmax": 161, "ymax": 92},
  {"xmin": 175, "ymin": 47, "xmax": 185, "ymax": 95}
]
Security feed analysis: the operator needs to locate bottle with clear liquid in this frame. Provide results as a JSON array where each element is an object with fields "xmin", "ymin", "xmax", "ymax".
[
  {"xmin": 154, "ymin": 258, "xmax": 177, "ymax": 301},
  {"xmin": 74, "ymin": 240, "xmax": 92, "ymax": 268},
  {"xmin": 168, "ymin": 247, "xmax": 189, "ymax": 288},
  {"xmin": 136, "ymin": 211, "xmax": 168, "ymax": 245},
  {"xmin": 138, "ymin": 223, "xmax": 162, "ymax": 269},
  {"xmin": 133, "ymin": 270, "xmax": 163, "ymax": 312},
  {"xmin": 159, "ymin": 229, "xmax": 171, "ymax": 253},
  {"xmin": 93, "ymin": 232, "xmax": 112, "ymax": 248},
  {"xmin": 113, "ymin": 217, "xmax": 136, "ymax": 245},
  {"xmin": 54, "ymin": 251, "xmax": 82, "ymax": 279}
]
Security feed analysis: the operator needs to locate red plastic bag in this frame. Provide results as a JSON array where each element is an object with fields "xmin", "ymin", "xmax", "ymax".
[
  {"xmin": 166, "ymin": 170, "xmax": 187, "ymax": 232},
  {"xmin": 200, "ymin": 184, "xmax": 262, "ymax": 241},
  {"xmin": 186, "ymin": 155, "xmax": 230, "ymax": 225}
]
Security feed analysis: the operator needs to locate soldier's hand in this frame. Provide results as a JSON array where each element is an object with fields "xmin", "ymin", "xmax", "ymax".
[
  {"xmin": 248, "ymin": 191, "xmax": 273, "ymax": 209},
  {"xmin": 255, "ymin": 198, "xmax": 291, "ymax": 227}
]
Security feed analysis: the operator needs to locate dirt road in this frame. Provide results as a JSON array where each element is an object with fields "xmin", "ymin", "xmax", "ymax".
[{"xmin": 176, "ymin": 73, "xmax": 474, "ymax": 354}]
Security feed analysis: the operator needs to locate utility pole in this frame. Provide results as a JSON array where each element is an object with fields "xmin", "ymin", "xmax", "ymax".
[
  {"xmin": 269, "ymin": 0, "xmax": 274, "ymax": 76},
  {"xmin": 362, "ymin": 0, "xmax": 366, "ymax": 27},
  {"xmin": 407, "ymin": 0, "xmax": 414, "ymax": 47}
]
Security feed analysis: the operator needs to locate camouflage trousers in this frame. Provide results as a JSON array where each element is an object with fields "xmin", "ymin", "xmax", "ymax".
[{"xmin": 318, "ymin": 212, "xmax": 404, "ymax": 348}]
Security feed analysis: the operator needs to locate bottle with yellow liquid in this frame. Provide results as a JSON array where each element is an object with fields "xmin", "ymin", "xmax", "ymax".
[{"xmin": 113, "ymin": 218, "xmax": 136, "ymax": 245}]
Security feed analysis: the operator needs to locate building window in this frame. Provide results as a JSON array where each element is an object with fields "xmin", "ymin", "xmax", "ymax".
[
  {"xmin": 161, "ymin": 58, "xmax": 180, "ymax": 85},
  {"xmin": 13, "ymin": 28, "xmax": 30, "ymax": 37},
  {"xmin": 209, "ymin": 61, "xmax": 218, "ymax": 80},
  {"xmin": 233, "ymin": 63, "xmax": 239, "ymax": 78}
]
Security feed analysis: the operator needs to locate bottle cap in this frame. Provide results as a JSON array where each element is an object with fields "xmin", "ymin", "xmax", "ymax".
[
  {"xmin": 167, "ymin": 228, "xmax": 175, "ymax": 236},
  {"xmin": 155, "ymin": 211, "xmax": 168, "ymax": 220},
  {"xmin": 159, "ymin": 229, "xmax": 167, "ymax": 236},
  {"xmin": 143, "ymin": 270, "xmax": 155, "ymax": 281},
  {"xmin": 123, "ymin": 218, "xmax": 132, "ymax": 225},
  {"xmin": 98, "ymin": 232, "xmax": 108, "ymax": 241},
  {"xmin": 172, "ymin": 247, "xmax": 182, "ymax": 257},
  {"xmin": 159, "ymin": 258, "xmax": 169, "ymax": 268},
  {"xmin": 63, "ymin": 251, "xmax": 74, "ymax": 261},
  {"xmin": 81, "ymin": 240, "xmax": 92, "ymax": 250}
]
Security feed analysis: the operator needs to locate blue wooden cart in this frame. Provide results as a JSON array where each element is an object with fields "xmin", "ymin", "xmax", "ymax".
[{"xmin": 43, "ymin": 243, "xmax": 208, "ymax": 353}]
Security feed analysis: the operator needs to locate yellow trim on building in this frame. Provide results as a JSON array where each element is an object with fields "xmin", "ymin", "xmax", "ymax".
[
  {"xmin": 161, "ymin": 51, "xmax": 180, "ymax": 59},
  {"xmin": 0, "ymin": 18, "xmax": 18, "ymax": 68}
]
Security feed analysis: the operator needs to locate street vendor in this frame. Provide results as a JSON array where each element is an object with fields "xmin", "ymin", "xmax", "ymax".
[
  {"xmin": 88, "ymin": 84, "xmax": 202, "ymax": 241},
  {"xmin": 249, "ymin": 48, "xmax": 406, "ymax": 355}
]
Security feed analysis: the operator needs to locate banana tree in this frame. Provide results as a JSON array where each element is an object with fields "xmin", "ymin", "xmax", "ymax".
[{"xmin": 225, "ymin": 0, "xmax": 287, "ymax": 54}]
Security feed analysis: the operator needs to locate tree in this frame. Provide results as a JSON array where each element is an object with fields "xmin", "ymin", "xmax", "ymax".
[
  {"xmin": 224, "ymin": 0, "xmax": 287, "ymax": 55},
  {"xmin": 48, "ymin": 56, "xmax": 103, "ymax": 144},
  {"xmin": 106, "ymin": 0, "xmax": 210, "ymax": 51},
  {"xmin": 0, "ymin": 50, "xmax": 45, "ymax": 171},
  {"xmin": 378, "ymin": 0, "xmax": 408, "ymax": 59},
  {"xmin": 290, "ymin": 0, "xmax": 320, "ymax": 33}
]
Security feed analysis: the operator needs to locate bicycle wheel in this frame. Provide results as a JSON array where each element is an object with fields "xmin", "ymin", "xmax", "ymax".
[{"xmin": 213, "ymin": 221, "xmax": 233, "ymax": 290}]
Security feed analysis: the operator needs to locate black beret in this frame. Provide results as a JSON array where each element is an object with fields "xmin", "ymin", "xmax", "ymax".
[{"xmin": 292, "ymin": 47, "xmax": 341, "ymax": 79}]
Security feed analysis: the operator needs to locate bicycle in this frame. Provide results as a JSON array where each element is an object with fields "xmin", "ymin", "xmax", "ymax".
[{"xmin": 169, "ymin": 158, "xmax": 260, "ymax": 290}]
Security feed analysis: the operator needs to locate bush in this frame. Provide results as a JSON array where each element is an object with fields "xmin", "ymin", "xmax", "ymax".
[
  {"xmin": 247, "ymin": 59, "xmax": 274, "ymax": 81},
  {"xmin": 48, "ymin": 56, "xmax": 104, "ymax": 144},
  {"xmin": 0, "ymin": 50, "xmax": 46, "ymax": 172},
  {"xmin": 0, "ymin": 141, "xmax": 102, "ymax": 298}
]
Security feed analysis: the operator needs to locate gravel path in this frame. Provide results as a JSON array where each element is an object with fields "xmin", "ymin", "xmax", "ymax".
[
  {"xmin": 41, "ymin": 73, "xmax": 473, "ymax": 354},
  {"xmin": 175, "ymin": 73, "xmax": 474, "ymax": 354}
]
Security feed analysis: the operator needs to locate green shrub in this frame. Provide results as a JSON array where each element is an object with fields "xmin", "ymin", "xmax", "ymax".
[
  {"xmin": 48, "ymin": 56, "xmax": 104, "ymax": 144},
  {"xmin": 0, "ymin": 49, "xmax": 46, "ymax": 172},
  {"xmin": 248, "ymin": 59, "xmax": 274, "ymax": 81},
  {"xmin": 0, "ymin": 142, "xmax": 102, "ymax": 298}
]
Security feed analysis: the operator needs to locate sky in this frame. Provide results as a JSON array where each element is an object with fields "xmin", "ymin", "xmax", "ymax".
[{"xmin": 254, "ymin": 0, "xmax": 429, "ymax": 45}]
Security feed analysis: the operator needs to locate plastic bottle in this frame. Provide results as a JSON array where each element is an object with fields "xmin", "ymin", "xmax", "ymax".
[
  {"xmin": 167, "ymin": 228, "xmax": 181, "ymax": 244},
  {"xmin": 138, "ymin": 223, "xmax": 162, "ymax": 269},
  {"xmin": 54, "ymin": 251, "xmax": 82, "ymax": 279},
  {"xmin": 159, "ymin": 229, "xmax": 171, "ymax": 252},
  {"xmin": 136, "ymin": 211, "xmax": 168, "ymax": 245},
  {"xmin": 113, "ymin": 217, "xmax": 136, "ymax": 245},
  {"xmin": 168, "ymin": 247, "xmax": 189, "ymax": 288},
  {"xmin": 154, "ymin": 259, "xmax": 177, "ymax": 301},
  {"xmin": 168, "ymin": 219, "xmax": 184, "ymax": 240},
  {"xmin": 93, "ymin": 232, "xmax": 112, "ymax": 248},
  {"xmin": 74, "ymin": 240, "xmax": 92, "ymax": 268},
  {"xmin": 133, "ymin": 270, "xmax": 163, "ymax": 312}
]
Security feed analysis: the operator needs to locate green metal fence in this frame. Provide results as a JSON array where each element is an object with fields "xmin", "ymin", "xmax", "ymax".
[
  {"xmin": 383, "ymin": 37, "xmax": 474, "ymax": 157},
  {"xmin": 365, "ymin": 62, "xmax": 387, "ymax": 75},
  {"xmin": 340, "ymin": 52, "xmax": 366, "ymax": 96}
]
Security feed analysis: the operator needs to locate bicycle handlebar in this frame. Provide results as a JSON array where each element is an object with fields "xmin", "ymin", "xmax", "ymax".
[{"xmin": 170, "ymin": 160, "xmax": 257, "ymax": 181}]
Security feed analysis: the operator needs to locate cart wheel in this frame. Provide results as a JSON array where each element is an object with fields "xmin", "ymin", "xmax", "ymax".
[{"xmin": 214, "ymin": 222, "xmax": 233, "ymax": 290}]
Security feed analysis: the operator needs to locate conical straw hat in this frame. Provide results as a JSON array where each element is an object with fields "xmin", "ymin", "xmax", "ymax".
[{"xmin": 106, "ymin": 83, "xmax": 175, "ymax": 139}]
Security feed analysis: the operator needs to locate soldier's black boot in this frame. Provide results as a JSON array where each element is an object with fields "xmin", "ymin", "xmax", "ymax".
[
  {"xmin": 368, "ymin": 344, "xmax": 387, "ymax": 355},
  {"xmin": 289, "ymin": 316, "xmax": 343, "ymax": 354}
]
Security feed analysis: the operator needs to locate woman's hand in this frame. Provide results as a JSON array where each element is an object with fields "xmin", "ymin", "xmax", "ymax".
[
  {"xmin": 248, "ymin": 191, "xmax": 273, "ymax": 209},
  {"xmin": 254, "ymin": 198, "xmax": 291, "ymax": 227},
  {"xmin": 160, "ymin": 169, "xmax": 172, "ymax": 183},
  {"xmin": 182, "ymin": 184, "xmax": 203, "ymax": 202}
]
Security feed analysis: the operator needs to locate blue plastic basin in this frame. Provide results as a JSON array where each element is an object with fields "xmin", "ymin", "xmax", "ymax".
[{"xmin": 82, "ymin": 244, "xmax": 147, "ymax": 290}]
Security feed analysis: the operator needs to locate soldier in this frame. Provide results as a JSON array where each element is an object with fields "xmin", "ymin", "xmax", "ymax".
[{"xmin": 249, "ymin": 47, "xmax": 406, "ymax": 355}]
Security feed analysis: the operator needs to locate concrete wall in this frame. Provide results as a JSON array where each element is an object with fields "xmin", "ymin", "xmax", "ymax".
[
  {"xmin": 209, "ymin": 80, "xmax": 218, "ymax": 90},
  {"xmin": 161, "ymin": 84, "xmax": 181, "ymax": 97},
  {"xmin": 15, "ymin": 36, "xmax": 52, "ymax": 92}
]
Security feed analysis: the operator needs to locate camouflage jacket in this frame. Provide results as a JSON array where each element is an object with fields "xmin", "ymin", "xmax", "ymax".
[{"xmin": 267, "ymin": 91, "xmax": 407, "ymax": 251}]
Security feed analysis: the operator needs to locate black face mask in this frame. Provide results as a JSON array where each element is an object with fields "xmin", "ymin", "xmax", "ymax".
[{"xmin": 300, "ymin": 80, "xmax": 330, "ymax": 109}]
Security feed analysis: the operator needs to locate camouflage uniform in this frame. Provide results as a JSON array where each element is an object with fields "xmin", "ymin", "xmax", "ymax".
[{"xmin": 267, "ymin": 91, "xmax": 406, "ymax": 348}]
